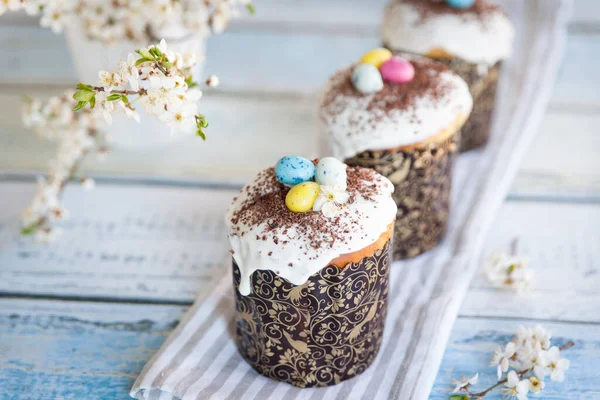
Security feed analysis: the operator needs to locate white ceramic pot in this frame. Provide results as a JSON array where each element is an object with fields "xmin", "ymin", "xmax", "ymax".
[{"xmin": 65, "ymin": 23, "xmax": 206, "ymax": 150}]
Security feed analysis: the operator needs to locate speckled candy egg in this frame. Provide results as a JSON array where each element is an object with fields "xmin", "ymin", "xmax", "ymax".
[
  {"xmin": 352, "ymin": 64, "xmax": 384, "ymax": 94},
  {"xmin": 380, "ymin": 57, "xmax": 415, "ymax": 84},
  {"xmin": 286, "ymin": 182, "xmax": 321, "ymax": 212},
  {"xmin": 315, "ymin": 157, "xmax": 347, "ymax": 188},
  {"xmin": 446, "ymin": 0, "xmax": 475, "ymax": 9},
  {"xmin": 275, "ymin": 156, "xmax": 316, "ymax": 186},
  {"xmin": 360, "ymin": 48, "xmax": 393, "ymax": 68}
]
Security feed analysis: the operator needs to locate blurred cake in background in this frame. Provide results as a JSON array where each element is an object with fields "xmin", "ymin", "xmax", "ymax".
[
  {"xmin": 226, "ymin": 156, "xmax": 397, "ymax": 387},
  {"xmin": 381, "ymin": 0, "xmax": 514, "ymax": 151},
  {"xmin": 319, "ymin": 51, "xmax": 472, "ymax": 259}
]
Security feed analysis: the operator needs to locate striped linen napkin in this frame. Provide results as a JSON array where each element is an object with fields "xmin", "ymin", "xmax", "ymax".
[{"xmin": 130, "ymin": 1, "xmax": 572, "ymax": 399}]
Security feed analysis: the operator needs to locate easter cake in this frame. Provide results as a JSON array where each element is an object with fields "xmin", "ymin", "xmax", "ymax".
[
  {"xmin": 226, "ymin": 156, "xmax": 397, "ymax": 387},
  {"xmin": 319, "ymin": 50, "xmax": 472, "ymax": 259},
  {"xmin": 381, "ymin": 0, "xmax": 514, "ymax": 151}
]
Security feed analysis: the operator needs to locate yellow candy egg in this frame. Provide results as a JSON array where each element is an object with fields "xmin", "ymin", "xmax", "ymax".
[
  {"xmin": 360, "ymin": 48, "xmax": 393, "ymax": 69},
  {"xmin": 285, "ymin": 182, "xmax": 321, "ymax": 213}
]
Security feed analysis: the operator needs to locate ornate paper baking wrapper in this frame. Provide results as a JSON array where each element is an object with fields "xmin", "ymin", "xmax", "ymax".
[
  {"xmin": 436, "ymin": 59, "xmax": 501, "ymax": 152},
  {"xmin": 346, "ymin": 134, "xmax": 458, "ymax": 260},
  {"xmin": 232, "ymin": 240, "xmax": 391, "ymax": 388}
]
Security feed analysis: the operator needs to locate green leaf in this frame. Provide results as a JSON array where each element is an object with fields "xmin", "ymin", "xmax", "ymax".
[
  {"xmin": 449, "ymin": 395, "xmax": 469, "ymax": 400},
  {"xmin": 73, "ymin": 90, "xmax": 94, "ymax": 102},
  {"xmin": 185, "ymin": 76, "xmax": 198, "ymax": 89},
  {"xmin": 508, "ymin": 264, "xmax": 515, "ymax": 272},
  {"xmin": 73, "ymin": 101, "xmax": 88, "ymax": 112},
  {"xmin": 20, "ymin": 223, "xmax": 39, "ymax": 236},
  {"xmin": 196, "ymin": 128, "xmax": 206, "ymax": 140},
  {"xmin": 21, "ymin": 95, "xmax": 33, "ymax": 105},
  {"xmin": 246, "ymin": 3, "xmax": 255, "ymax": 14},
  {"xmin": 149, "ymin": 46, "xmax": 162, "ymax": 59},
  {"xmin": 76, "ymin": 83, "xmax": 94, "ymax": 92},
  {"xmin": 106, "ymin": 94, "xmax": 123, "ymax": 102},
  {"xmin": 89, "ymin": 95, "xmax": 96, "ymax": 109},
  {"xmin": 121, "ymin": 94, "xmax": 129, "ymax": 104},
  {"xmin": 135, "ymin": 49, "xmax": 153, "ymax": 59},
  {"xmin": 162, "ymin": 61, "xmax": 173, "ymax": 69},
  {"xmin": 135, "ymin": 57, "xmax": 153, "ymax": 66},
  {"xmin": 197, "ymin": 114, "xmax": 209, "ymax": 128}
]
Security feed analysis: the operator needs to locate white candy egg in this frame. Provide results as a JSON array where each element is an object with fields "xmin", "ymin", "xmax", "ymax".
[
  {"xmin": 352, "ymin": 63, "xmax": 384, "ymax": 94},
  {"xmin": 315, "ymin": 157, "xmax": 347, "ymax": 188}
]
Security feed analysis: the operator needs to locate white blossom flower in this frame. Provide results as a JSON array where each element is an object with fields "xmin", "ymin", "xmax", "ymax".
[
  {"xmin": 528, "ymin": 376, "xmax": 545, "ymax": 394},
  {"xmin": 81, "ymin": 177, "xmax": 96, "ymax": 190},
  {"xmin": 503, "ymin": 371, "xmax": 530, "ymax": 400},
  {"xmin": 490, "ymin": 342, "xmax": 516, "ymax": 380},
  {"xmin": 116, "ymin": 53, "xmax": 140, "ymax": 91},
  {"xmin": 452, "ymin": 373, "xmax": 478, "ymax": 393},
  {"xmin": 206, "ymin": 75, "xmax": 220, "ymax": 88},
  {"xmin": 484, "ymin": 252, "xmax": 533, "ymax": 291},
  {"xmin": 35, "ymin": 227, "xmax": 62, "ymax": 243},
  {"xmin": 94, "ymin": 92, "xmax": 115, "ymax": 124},
  {"xmin": 162, "ymin": 75, "xmax": 186, "ymax": 92},
  {"xmin": 0, "ymin": 0, "xmax": 22, "ymax": 15},
  {"xmin": 98, "ymin": 71, "xmax": 117, "ymax": 93},
  {"xmin": 159, "ymin": 102, "xmax": 198, "ymax": 134},
  {"xmin": 531, "ymin": 325, "xmax": 552, "ymax": 351},
  {"xmin": 312, "ymin": 185, "xmax": 350, "ymax": 218},
  {"xmin": 536, "ymin": 346, "xmax": 570, "ymax": 382},
  {"xmin": 48, "ymin": 206, "xmax": 69, "ymax": 222}
]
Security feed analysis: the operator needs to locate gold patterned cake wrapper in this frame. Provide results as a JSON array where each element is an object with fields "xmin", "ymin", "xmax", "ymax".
[
  {"xmin": 346, "ymin": 134, "xmax": 458, "ymax": 260},
  {"xmin": 232, "ymin": 240, "xmax": 391, "ymax": 388},
  {"xmin": 432, "ymin": 58, "xmax": 501, "ymax": 152}
]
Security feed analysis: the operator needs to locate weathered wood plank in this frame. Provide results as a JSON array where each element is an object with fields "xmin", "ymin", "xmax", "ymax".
[
  {"xmin": 0, "ymin": 25, "xmax": 598, "ymax": 107},
  {"xmin": 0, "ymin": 298, "xmax": 597, "ymax": 399},
  {"xmin": 462, "ymin": 201, "xmax": 600, "ymax": 323},
  {"xmin": 1, "ymin": 181, "xmax": 599, "ymax": 325},
  {"xmin": 0, "ymin": 182, "xmax": 236, "ymax": 303},
  {"xmin": 0, "ymin": 298, "xmax": 186, "ymax": 400},
  {"xmin": 431, "ymin": 317, "xmax": 600, "ymax": 400},
  {"xmin": 0, "ymin": 89, "xmax": 598, "ymax": 197},
  {"xmin": 510, "ymin": 109, "xmax": 600, "ymax": 198}
]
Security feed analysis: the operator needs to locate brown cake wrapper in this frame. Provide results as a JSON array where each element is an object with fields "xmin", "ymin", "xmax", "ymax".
[
  {"xmin": 437, "ymin": 58, "xmax": 501, "ymax": 152},
  {"xmin": 232, "ymin": 240, "xmax": 391, "ymax": 388},
  {"xmin": 345, "ymin": 134, "xmax": 458, "ymax": 260}
]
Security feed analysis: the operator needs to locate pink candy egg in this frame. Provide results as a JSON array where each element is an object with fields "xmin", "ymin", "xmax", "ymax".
[{"xmin": 380, "ymin": 57, "xmax": 415, "ymax": 84}]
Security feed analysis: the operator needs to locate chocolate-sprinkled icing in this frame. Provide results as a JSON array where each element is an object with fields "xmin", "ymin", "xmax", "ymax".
[
  {"xmin": 226, "ymin": 160, "xmax": 397, "ymax": 296},
  {"xmin": 319, "ymin": 56, "xmax": 472, "ymax": 159},
  {"xmin": 381, "ymin": 0, "xmax": 514, "ymax": 66}
]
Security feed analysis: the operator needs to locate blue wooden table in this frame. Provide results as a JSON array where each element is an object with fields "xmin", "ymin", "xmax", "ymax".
[{"xmin": 1, "ymin": 1, "xmax": 600, "ymax": 399}]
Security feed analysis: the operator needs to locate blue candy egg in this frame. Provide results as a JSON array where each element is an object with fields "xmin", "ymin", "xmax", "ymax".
[
  {"xmin": 446, "ymin": 0, "xmax": 475, "ymax": 9},
  {"xmin": 352, "ymin": 64, "xmax": 384, "ymax": 94},
  {"xmin": 275, "ymin": 156, "xmax": 316, "ymax": 186}
]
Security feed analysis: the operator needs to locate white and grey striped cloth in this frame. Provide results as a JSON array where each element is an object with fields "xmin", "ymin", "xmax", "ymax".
[{"xmin": 130, "ymin": 1, "xmax": 571, "ymax": 399}]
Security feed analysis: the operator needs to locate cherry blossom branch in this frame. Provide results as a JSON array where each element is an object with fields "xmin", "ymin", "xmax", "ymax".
[
  {"xmin": 72, "ymin": 40, "xmax": 215, "ymax": 139},
  {"xmin": 20, "ymin": 94, "xmax": 106, "ymax": 241},
  {"xmin": 0, "ymin": 0, "xmax": 254, "ymax": 44},
  {"xmin": 20, "ymin": 40, "xmax": 220, "ymax": 241},
  {"xmin": 450, "ymin": 331, "xmax": 574, "ymax": 400}
]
